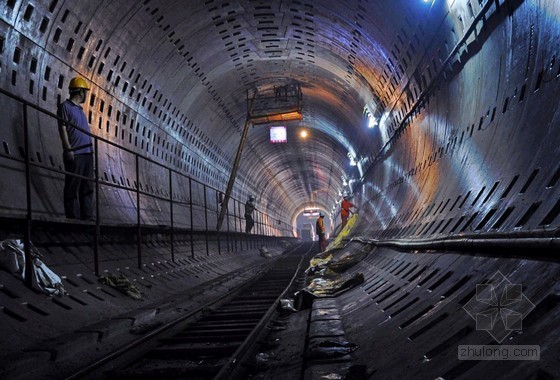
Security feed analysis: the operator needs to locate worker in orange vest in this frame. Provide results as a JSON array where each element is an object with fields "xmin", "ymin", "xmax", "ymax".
[
  {"xmin": 340, "ymin": 195, "xmax": 356, "ymax": 229},
  {"xmin": 316, "ymin": 212, "xmax": 327, "ymax": 252}
]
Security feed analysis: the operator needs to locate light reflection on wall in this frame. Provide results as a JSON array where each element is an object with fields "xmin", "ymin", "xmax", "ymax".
[{"xmin": 361, "ymin": 182, "xmax": 397, "ymax": 230}]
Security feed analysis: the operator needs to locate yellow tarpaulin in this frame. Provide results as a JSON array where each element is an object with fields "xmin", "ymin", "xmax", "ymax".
[{"xmin": 327, "ymin": 213, "xmax": 359, "ymax": 250}]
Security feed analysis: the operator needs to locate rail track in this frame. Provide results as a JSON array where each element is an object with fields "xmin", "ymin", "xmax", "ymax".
[{"xmin": 70, "ymin": 242, "xmax": 315, "ymax": 380}]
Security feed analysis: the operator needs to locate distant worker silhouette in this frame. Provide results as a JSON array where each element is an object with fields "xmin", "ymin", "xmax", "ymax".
[
  {"xmin": 57, "ymin": 76, "xmax": 94, "ymax": 221},
  {"xmin": 244, "ymin": 196, "xmax": 256, "ymax": 233},
  {"xmin": 340, "ymin": 195, "xmax": 356, "ymax": 229},
  {"xmin": 316, "ymin": 212, "xmax": 327, "ymax": 252}
]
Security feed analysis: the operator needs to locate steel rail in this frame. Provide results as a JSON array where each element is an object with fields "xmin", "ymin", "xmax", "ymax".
[{"xmin": 64, "ymin": 242, "xmax": 307, "ymax": 380}]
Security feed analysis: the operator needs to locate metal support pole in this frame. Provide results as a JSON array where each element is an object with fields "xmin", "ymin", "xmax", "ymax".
[
  {"xmin": 261, "ymin": 212, "xmax": 264, "ymax": 247},
  {"xmin": 246, "ymin": 222, "xmax": 249, "ymax": 250},
  {"xmin": 169, "ymin": 168, "xmax": 174, "ymax": 262},
  {"xmin": 189, "ymin": 177, "xmax": 194, "ymax": 258},
  {"xmin": 216, "ymin": 90, "xmax": 257, "ymax": 231},
  {"xmin": 204, "ymin": 185, "xmax": 209, "ymax": 256},
  {"xmin": 258, "ymin": 211, "xmax": 262, "ymax": 247},
  {"xmin": 226, "ymin": 204, "xmax": 231, "ymax": 252},
  {"xmin": 22, "ymin": 104, "xmax": 33, "ymax": 288},
  {"xmin": 94, "ymin": 139, "xmax": 100, "ymax": 276},
  {"xmin": 216, "ymin": 191, "xmax": 221, "ymax": 255},
  {"xmin": 216, "ymin": 117, "xmax": 252, "ymax": 231},
  {"xmin": 136, "ymin": 155, "xmax": 142, "ymax": 270},
  {"xmin": 233, "ymin": 199, "xmax": 238, "ymax": 251}
]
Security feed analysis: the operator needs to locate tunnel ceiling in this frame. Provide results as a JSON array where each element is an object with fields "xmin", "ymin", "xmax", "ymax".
[
  {"xmin": 2, "ymin": 0, "xmax": 441, "ymax": 221},
  {"xmin": 125, "ymin": 0, "xmax": 402, "ymax": 219}
]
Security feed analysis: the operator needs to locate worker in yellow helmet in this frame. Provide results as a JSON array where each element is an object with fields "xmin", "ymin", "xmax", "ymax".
[{"xmin": 57, "ymin": 76, "xmax": 95, "ymax": 220}]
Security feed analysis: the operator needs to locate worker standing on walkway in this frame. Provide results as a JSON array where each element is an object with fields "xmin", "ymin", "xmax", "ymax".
[
  {"xmin": 340, "ymin": 195, "xmax": 356, "ymax": 229},
  {"xmin": 244, "ymin": 196, "xmax": 256, "ymax": 233},
  {"xmin": 57, "ymin": 76, "xmax": 94, "ymax": 221},
  {"xmin": 316, "ymin": 212, "xmax": 327, "ymax": 252}
]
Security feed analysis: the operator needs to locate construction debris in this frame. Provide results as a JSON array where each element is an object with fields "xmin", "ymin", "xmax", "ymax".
[
  {"xmin": 307, "ymin": 340, "xmax": 358, "ymax": 359},
  {"xmin": 98, "ymin": 272, "xmax": 143, "ymax": 300},
  {"xmin": 0, "ymin": 238, "xmax": 66, "ymax": 296}
]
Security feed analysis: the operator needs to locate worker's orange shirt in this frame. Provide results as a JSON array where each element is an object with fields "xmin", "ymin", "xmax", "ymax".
[
  {"xmin": 341, "ymin": 199, "xmax": 354, "ymax": 217},
  {"xmin": 316, "ymin": 217, "xmax": 325, "ymax": 234}
]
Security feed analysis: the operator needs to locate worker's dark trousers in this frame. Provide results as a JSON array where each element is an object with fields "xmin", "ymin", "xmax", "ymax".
[
  {"xmin": 245, "ymin": 215, "xmax": 254, "ymax": 233},
  {"xmin": 318, "ymin": 234, "xmax": 327, "ymax": 251},
  {"xmin": 64, "ymin": 153, "xmax": 94, "ymax": 220},
  {"xmin": 341, "ymin": 215, "xmax": 349, "ymax": 229}
]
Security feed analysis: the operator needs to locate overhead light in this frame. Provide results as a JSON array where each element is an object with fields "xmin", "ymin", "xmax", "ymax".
[
  {"xmin": 299, "ymin": 129, "xmax": 309, "ymax": 139},
  {"xmin": 269, "ymin": 126, "xmax": 287, "ymax": 143},
  {"xmin": 303, "ymin": 208, "xmax": 319, "ymax": 216}
]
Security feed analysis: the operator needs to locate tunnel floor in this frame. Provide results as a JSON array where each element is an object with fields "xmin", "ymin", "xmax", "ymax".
[{"xmin": 0, "ymin": 233, "xmax": 559, "ymax": 380}]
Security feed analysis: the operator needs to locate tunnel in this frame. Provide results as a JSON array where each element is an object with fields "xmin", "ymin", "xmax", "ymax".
[{"xmin": 0, "ymin": 0, "xmax": 559, "ymax": 379}]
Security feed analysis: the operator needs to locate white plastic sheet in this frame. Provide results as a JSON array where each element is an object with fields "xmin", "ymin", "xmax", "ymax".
[{"xmin": 0, "ymin": 239, "xmax": 66, "ymax": 296}]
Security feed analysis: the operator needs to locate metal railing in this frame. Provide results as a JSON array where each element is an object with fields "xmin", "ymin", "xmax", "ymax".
[{"xmin": 0, "ymin": 86, "xmax": 294, "ymax": 283}]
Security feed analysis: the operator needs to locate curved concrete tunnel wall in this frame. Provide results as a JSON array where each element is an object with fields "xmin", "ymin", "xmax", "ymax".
[
  {"xmin": 0, "ymin": 2, "xmax": 297, "ymax": 232},
  {"xmin": 352, "ymin": 0, "xmax": 560, "ymax": 242},
  {"xmin": 3, "ymin": 0, "xmax": 557, "ymax": 239},
  {"xmin": 0, "ymin": 0, "xmax": 371, "ymax": 228},
  {"xmin": 1, "ymin": 0, "xmax": 560, "ymax": 377}
]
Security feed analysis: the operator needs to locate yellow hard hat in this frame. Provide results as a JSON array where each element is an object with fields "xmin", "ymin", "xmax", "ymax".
[{"xmin": 68, "ymin": 76, "xmax": 90, "ymax": 90}]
